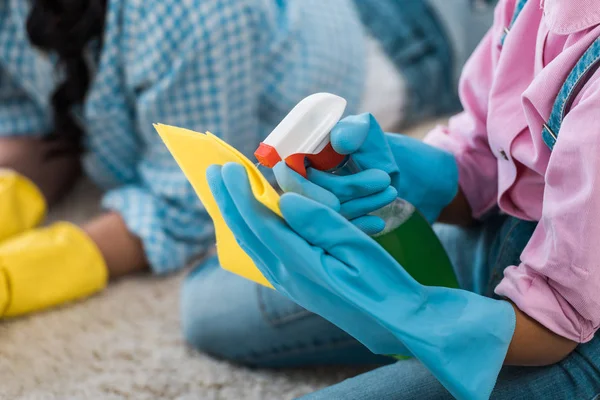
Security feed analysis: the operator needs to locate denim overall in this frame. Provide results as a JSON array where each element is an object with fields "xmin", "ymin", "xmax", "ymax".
[{"xmin": 181, "ymin": 1, "xmax": 600, "ymax": 397}]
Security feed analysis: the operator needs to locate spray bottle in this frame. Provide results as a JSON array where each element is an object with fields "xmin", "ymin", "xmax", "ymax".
[{"xmin": 254, "ymin": 93, "xmax": 458, "ymax": 289}]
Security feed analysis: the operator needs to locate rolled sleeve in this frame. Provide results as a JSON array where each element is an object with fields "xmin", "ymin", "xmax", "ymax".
[
  {"xmin": 426, "ymin": 113, "xmax": 499, "ymax": 218},
  {"xmin": 495, "ymin": 79, "xmax": 600, "ymax": 343},
  {"xmin": 425, "ymin": 23, "xmax": 502, "ymax": 218}
]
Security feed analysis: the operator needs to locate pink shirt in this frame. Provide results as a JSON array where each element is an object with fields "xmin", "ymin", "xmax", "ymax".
[{"xmin": 426, "ymin": 0, "xmax": 600, "ymax": 343}]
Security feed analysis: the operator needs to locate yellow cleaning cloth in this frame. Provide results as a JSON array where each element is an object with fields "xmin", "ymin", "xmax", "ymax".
[{"xmin": 154, "ymin": 124, "xmax": 279, "ymax": 288}]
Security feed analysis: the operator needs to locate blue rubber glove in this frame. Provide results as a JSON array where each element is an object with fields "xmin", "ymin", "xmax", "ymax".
[
  {"xmin": 273, "ymin": 163, "xmax": 397, "ymax": 235},
  {"xmin": 208, "ymin": 162, "xmax": 516, "ymax": 400},
  {"xmin": 274, "ymin": 113, "xmax": 459, "ymax": 231}
]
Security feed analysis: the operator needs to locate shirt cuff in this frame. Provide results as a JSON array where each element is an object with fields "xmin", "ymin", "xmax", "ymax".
[
  {"xmin": 0, "ymin": 111, "xmax": 50, "ymax": 137},
  {"xmin": 495, "ymin": 264, "xmax": 597, "ymax": 343},
  {"xmin": 102, "ymin": 186, "xmax": 213, "ymax": 275},
  {"xmin": 425, "ymin": 124, "xmax": 498, "ymax": 219}
]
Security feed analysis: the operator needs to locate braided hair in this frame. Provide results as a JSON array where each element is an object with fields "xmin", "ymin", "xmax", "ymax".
[{"xmin": 26, "ymin": 0, "xmax": 107, "ymax": 153}]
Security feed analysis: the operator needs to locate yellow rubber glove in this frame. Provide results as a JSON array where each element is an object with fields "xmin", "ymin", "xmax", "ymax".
[
  {"xmin": 0, "ymin": 169, "xmax": 46, "ymax": 243},
  {"xmin": 0, "ymin": 222, "xmax": 108, "ymax": 318}
]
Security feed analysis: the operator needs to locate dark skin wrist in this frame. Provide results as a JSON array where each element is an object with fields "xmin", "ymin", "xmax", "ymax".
[
  {"xmin": 0, "ymin": 136, "xmax": 81, "ymax": 205},
  {"xmin": 82, "ymin": 212, "xmax": 149, "ymax": 279},
  {"xmin": 439, "ymin": 189, "xmax": 577, "ymax": 365},
  {"xmin": 507, "ymin": 303, "xmax": 577, "ymax": 366},
  {"xmin": 437, "ymin": 188, "xmax": 475, "ymax": 226}
]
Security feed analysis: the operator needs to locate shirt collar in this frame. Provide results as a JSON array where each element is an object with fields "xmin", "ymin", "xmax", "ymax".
[{"xmin": 541, "ymin": 0, "xmax": 600, "ymax": 35}]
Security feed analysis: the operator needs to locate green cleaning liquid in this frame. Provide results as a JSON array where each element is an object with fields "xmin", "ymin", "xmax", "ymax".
[
  {"xmin": 333, "ymin": 157, "xmax": 459, "ymax": 289},
  {"xmin": 331, "ymin": 157, "xmax": 458, "ymax": 361},
  {"xmin": 371, "ymin": 198, "xmax": 458, "ymax": 288}
]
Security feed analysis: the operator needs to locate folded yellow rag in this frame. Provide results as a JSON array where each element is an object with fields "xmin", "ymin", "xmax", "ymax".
[{"xmin": 155, "ymin": 124, "xmax": 279, "ymax": 288}]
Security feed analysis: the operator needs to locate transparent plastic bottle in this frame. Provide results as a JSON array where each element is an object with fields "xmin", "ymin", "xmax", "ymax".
[{"xmin": 331, "ymin": 156, "xmax": 459, "ymax": 289}]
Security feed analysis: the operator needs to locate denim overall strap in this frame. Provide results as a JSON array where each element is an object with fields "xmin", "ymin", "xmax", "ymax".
[
  {"xmin": 499, "ymin": 0, "xmax": 529, "ymax": 46},
  {"xmin": 485, "ymin": 216, "xmax": 537, "ymax": 298},
  {"xmin": 542, "ymin": 37, "xmax": 600, "ymax": 150}
]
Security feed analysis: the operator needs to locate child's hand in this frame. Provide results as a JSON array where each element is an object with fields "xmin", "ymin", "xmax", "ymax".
[
  {"xmin": 209, "ymin": 162, "xmax": 517, "ymax": 400},
  {"xmin": 274, "ymin": 112, "xmax": 461, "ymax": 226},
  {"xmin": 273, "ymin": 162, "xmax": 396, "ymax": 235},
  {"xmin": 273, "ymin": 113, "xmax": 399, "ymax": 235},
  {"xmin": 0, "ymin": 222, "xmax": 107, "ymax": 318}
]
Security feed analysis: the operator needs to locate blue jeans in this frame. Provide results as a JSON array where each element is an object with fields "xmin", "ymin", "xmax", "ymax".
[
  {"xmin": 181, "ymin": 255, "xmax": 390, "ymax": 368},
  {"xmin": 181, "ymin": 216, "xmax": 600, "ymax": 399}
]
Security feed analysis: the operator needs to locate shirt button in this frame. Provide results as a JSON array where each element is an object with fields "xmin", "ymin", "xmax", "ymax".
[{"xmin": 499, "ymin": 149, "xmax": 509, "ymax": 161}]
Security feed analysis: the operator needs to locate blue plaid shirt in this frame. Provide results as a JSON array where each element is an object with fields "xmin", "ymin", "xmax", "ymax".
[{"xmin": 0, "ymin": 0, "xmax": 366, "ymax": 274}]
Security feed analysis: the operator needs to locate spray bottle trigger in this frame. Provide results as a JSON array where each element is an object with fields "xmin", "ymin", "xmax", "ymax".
[
  {"xmin": 284, "ymin": 143, "xmax": 346, "ymax": 178},
  {"xmin": 306, "ymin": 142, "xmax": 346, "ymax": 172},
  {"xmin": 284, "ymin": 153, "xmax": 309, "ymax": 178}
]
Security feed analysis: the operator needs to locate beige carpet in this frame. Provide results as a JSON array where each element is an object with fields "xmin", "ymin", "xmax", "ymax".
[{"xmin": 0, "ymin": 120, "xmax": 445, "ymax": 400}]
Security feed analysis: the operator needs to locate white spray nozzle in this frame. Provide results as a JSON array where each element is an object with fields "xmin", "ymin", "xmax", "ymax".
[{"xmin": 255, "ymin": 93, "xmax": 347, "ymax": 169}]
